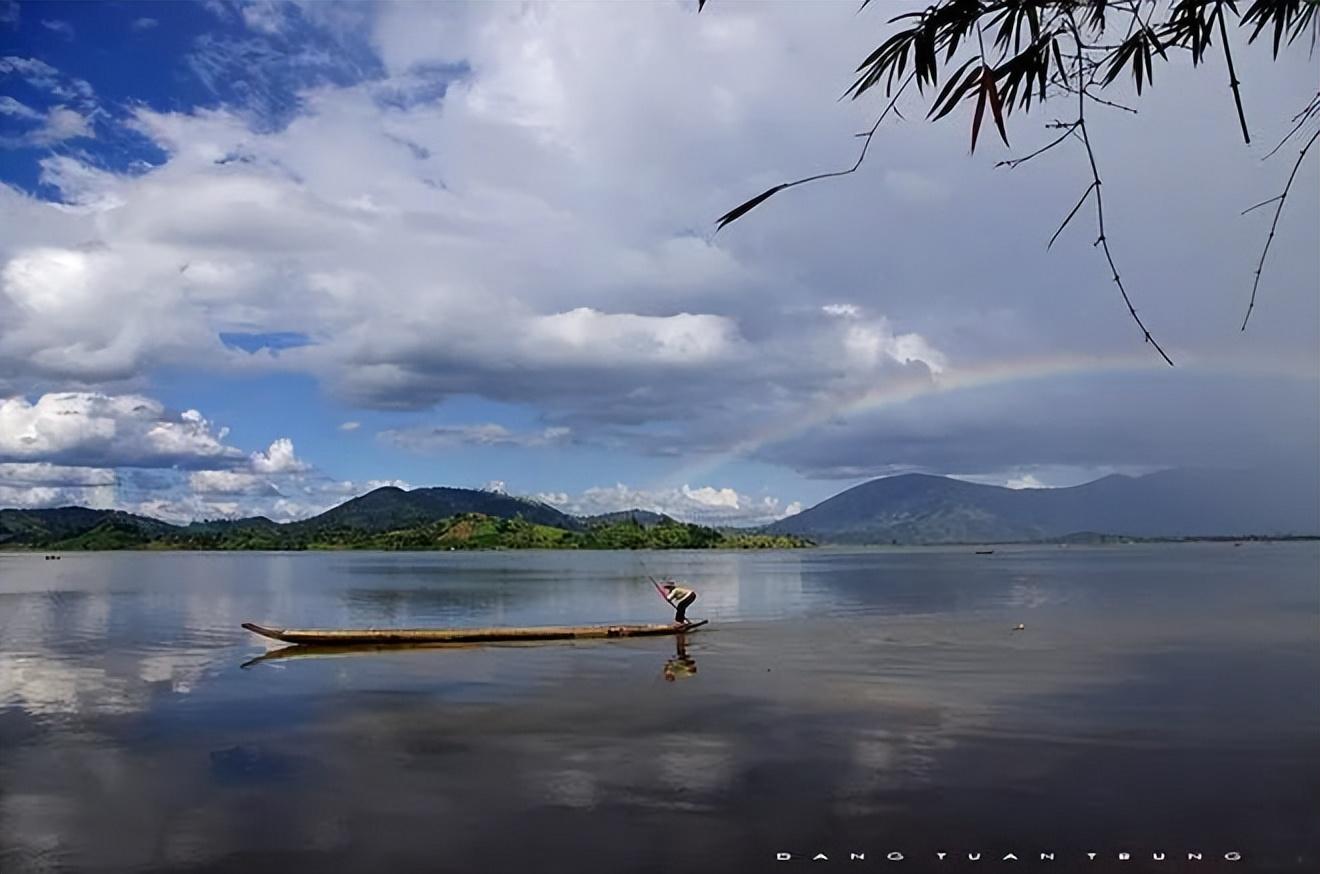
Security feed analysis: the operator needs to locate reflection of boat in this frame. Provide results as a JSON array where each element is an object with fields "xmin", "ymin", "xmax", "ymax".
[
  {"xmin": 242, "ymin": 641, "xmax": 484, "ymax": 668},
  {"xmin": 242, "ymin": 620, "xmax": 708, "ymax": 646}
]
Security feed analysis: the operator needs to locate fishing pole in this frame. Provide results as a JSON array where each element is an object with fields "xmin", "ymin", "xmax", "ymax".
[{"xmin": 640, "ymin": 561, "xmax": 673, "ymax": 606}]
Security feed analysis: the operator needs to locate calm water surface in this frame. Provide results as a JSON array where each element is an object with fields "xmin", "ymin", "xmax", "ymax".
[{"xmin": 0, "ymin": 545, "xmax": 1316, "ymax": 873}]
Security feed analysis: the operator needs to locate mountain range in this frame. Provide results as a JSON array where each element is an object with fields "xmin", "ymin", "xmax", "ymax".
[
  {"xmin": 1, "ymin": 468, "xmax": 1316, "ymax": 550},
  {"xmin": 0, "ymin": 486, "xmax": 804, "ymax": 551},
  {"xmin": 766, "ymin": 468, "xmax": 1320, "ymax": 543}
]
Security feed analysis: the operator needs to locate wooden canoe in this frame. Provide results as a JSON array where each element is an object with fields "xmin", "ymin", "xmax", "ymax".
[{"xmin": 242, "ymin": 620, "xmax": 708, "ymax": 646}]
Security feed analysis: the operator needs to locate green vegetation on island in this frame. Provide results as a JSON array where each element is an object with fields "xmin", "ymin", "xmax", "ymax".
[{"xmin": 1, "ymin": 505, "xmax": 812, "ymax": 552}]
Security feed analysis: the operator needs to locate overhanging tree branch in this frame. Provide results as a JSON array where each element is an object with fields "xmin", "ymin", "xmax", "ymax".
[
  {"xmin": 1241, "ymin": 126, "xmax": 1320, "ymax": 331},
  {"xmin": 714, "ymin": 72, "xmax": 915, "ymax": 231},
  {"xmin": 699, "ymin": 0, "xmax": 1317, "ymax": 348},
  {"xmin": 1067, "ymin": 12, "xmax": 1174, "ymax": 366}
]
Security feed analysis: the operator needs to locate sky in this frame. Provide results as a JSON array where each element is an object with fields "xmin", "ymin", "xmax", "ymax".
[{"xmin": 0, "ymin": 0, "xmax": 1316, "ymax": 526}]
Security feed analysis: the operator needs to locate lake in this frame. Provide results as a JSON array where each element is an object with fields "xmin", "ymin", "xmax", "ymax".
[{"xmin": 0, "ymin": 544, "xmax": 1316, "ymax": 873}]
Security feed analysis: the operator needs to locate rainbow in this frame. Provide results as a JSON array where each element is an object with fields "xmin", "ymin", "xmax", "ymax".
[{"xmin": 660, "ymin": 349, "xmax": 1316, "ymax": 486}]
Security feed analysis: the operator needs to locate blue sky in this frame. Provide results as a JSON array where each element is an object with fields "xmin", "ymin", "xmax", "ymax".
[{"xmin": 0, "ymin": 0, "xmax": 1316, "ymax": 524}]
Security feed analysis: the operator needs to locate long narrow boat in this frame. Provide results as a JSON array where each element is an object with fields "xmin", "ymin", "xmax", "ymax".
[{"xmin": 242, "ymin": 619, "xmax": 708, "ymax": 646}]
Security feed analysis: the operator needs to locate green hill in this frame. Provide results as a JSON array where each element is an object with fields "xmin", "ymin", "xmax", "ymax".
[
  {"xmin": 288, "ymin": 486, "xmax": 580, "ymax": 535},
  {"xmin": 0, "ymin": 493, "xmax": 811, "ymax": 551}
]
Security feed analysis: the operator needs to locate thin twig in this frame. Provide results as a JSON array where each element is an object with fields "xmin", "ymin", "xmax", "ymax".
[
  {"xmin": 1240, "ymin": 195, "xmax": 1283, "ymax": 216},
  {"xmin": 786, "ymin": 73, "xmax": 911, "ymax": 183},
  {"xmin": 1242, "ymin": 127, "xmax": 1320, "ymax": 330},
  {"xmin": 1068, "ymin": 12, "xmax": 1174, "ymax": 366},
  {"xmin": 1262, "ymin": 91, "xmax": 1320, "ymax": 161},
  {"xmin": 1216, "ymin": 4, "xmax": 1251, "ymax": 144},
  {"xmin": 1048, "ymin": 180, "xmax": 1097, "ymax": 249},
  {"xmin": 1083, "ymin": 89, "xmax": 1139, "ymax": 114},
  {"xmin": 997, "ymin": 121, "xmax": 1079, "ymax": 168},
  {"xmin": 713, "ymin": 72, "xmax": 916, "ymax": 231},
  {"xmin": 1052, "ymin": 80, "xmax": 1139, "ymax": 114}
]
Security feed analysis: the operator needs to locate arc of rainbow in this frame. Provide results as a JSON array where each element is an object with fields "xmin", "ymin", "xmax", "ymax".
[{"xmin": 657, "ymin": 349, "xmax": 1298, "ymax": 487}]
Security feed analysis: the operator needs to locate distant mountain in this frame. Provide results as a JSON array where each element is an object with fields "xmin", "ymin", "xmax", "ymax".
[
  {"xmin": 4, "ymin": 470, "xmax": 1315, "ymax": 550},
  {"xmin": 288, "ymin": 486, "xmax": 581, "ymax": 534},
  {"xmin": 766, "ymin": 469, "xmax": 1320, "ymax": 543}
]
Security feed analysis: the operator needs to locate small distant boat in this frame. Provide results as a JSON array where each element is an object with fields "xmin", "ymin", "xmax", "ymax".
[
  {"xmin": 242, "ymin": 620, "xmax": 708, "ymax": 646},
  {"xmin": 975, "ymin": 549, "xmax": 995, "ymax": 555}
]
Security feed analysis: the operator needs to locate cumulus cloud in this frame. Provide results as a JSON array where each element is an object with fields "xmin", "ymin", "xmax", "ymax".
[
  {"xmin": 0, "ymin": 392, "xmax": 404, "ymax": 521},
  {"xmin": 0, "ymin": 5, "xmax": 952, "ymax": 447},
  {"xmin": 0, "ymin": 461, "xmax": 116, "ymax": 509},
  {"xmin": 0, "ymin": 393, "xmax": 245, "ymax": 469},
  {"xmin": 249, "ymin": 437, "xmax": 309, "ymax": 473},
  {"xmin": 338, "ymin": 420, "xmax": 360, "ymax": 431},
  {"xmin": 537, "ymin": 483, "xmax": 801, "ymax": 527}
]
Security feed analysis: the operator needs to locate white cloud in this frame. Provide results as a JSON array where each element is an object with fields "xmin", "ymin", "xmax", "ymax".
[
  {"xmin": 240, "ymin": 3, "xmax": 285, "ymax": 35},
  {"xmin": 338, "ymin": 420, "xmax": 360, "ymax": 431},
  {"xmin": 822, "ymin": 303, "xmax": 859, "ymax": 318},
  {"xmin": 0, "ymin": 2, "xmax": 1313, "ymax": 488},
  {"xmin": 0, "ymin": 56, "xmax": 94, "ymax": 102},
  {"xmin": 41, "ymin": 19, "xmax": 74, "ymax": 40},
  {"xmin": 0, "ymin": 95, "xmax": 40, "ymax": 120},
  {"xmin": 0, "ymin": 4, "xmax": 948, "ymax": 443},
  {"xmin": 537, "ymin": 483, "xmax": 800, "ymax": 527},
  {"xmin": 248, "ymin": 437, "xmax": 309, "ymax": 473},
  {"xmin": 30, "ymin": 106, "xmax": 93, "ymax": 145},
  {"xmin": 188, "ymin": 469, "xmax": 277, "ymax": 496},
  {"xmin": 0, "ymin": 393, "xmax": 244, "ymax": 468},
  {"xmin": 131, "ymin": 17, "xmax": 158, "ymax": 32},
  {"xmin": 0, "ymin": 462, "xmax": 115, "ymax": 508}
]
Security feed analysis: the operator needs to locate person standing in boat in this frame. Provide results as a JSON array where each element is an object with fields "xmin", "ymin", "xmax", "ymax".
[{"xmin": 659, "ymin": 580, "xmax": 697, "ymax": 625}]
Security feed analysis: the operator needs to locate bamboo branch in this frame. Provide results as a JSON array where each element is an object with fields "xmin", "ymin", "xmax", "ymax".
[
  {"xmin": 1068, "ymin": 13, "xmax": 1174, "ymax": 366},
  {"xmin": 1262, "ymin": 90, "xmax": 1320, "ymax": 161},
  {"xmin": 1242, "ymin": 127, "xmax": 1320, "ymax": 330},
  {"xmin": 1216, "ymin": 4, "xmax": 1251, "ymax": 144}
]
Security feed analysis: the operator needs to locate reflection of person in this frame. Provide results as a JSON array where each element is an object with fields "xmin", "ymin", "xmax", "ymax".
[
  {"xmin": 663, "ymin": 635, "xmax": 698, "ymax": 682},
  {"xmin": 659, "ymin": 580, "xmax": 697, "ymax": 625}
]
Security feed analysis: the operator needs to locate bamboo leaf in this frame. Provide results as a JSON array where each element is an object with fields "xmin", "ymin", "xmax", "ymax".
[
  {"xmin": 983, "ymin": 65, "xmax": 1010, "ymax": 147},
  {"xmin": 715, "ymin": 184, "xmax": 788, "ymax": 231},
  {"xmin": 970, "ymin": 69, "xmax": 988, "ymax": 153},
  {"xmin": 927, "ymin": 56, "xmax": 980, "ymax": 119}
]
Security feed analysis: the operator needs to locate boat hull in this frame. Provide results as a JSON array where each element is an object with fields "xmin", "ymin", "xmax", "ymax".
[{"xmin": 242, "ymin": 620, "xmax": 708, "ymax": 645}]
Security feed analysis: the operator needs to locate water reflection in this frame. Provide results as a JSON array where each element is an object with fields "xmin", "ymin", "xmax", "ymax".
[
  {"xmin": 662, "ymin": 634, "xmax": 698, "ymax": 682},
  {"xmin": 0, "ymin": 546, "xmax": 1316, "ymax": 873}
]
